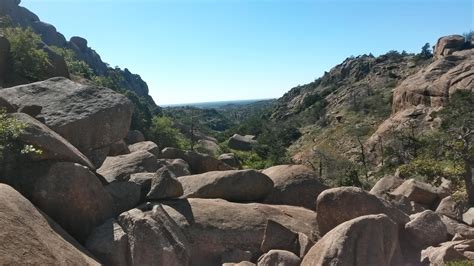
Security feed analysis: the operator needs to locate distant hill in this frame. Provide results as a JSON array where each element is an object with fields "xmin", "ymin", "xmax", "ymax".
[{"xmin": 162, "ymin": 99, "xmax": 275, "ymax": 109}]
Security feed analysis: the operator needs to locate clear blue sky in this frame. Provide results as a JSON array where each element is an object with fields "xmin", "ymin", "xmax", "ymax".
[{"xmin": 23, "ymin": 0, "xmax": 473, "ymax": 105}]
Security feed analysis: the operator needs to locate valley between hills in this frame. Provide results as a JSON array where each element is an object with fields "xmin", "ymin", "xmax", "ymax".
[{"xmin": 0, "ymin": 0, "xmax": 474, "ymax": 265}]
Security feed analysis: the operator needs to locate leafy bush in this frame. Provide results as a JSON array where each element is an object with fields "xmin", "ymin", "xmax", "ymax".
[
  {"xmin": 148, "ymin": 116, "xmax": 189, "ymax": 150},
  {"xmin": 398, "ymin": 157, "xmax": 463, "ymax": 186},
  {"xmin": 0, "ymin": 110, "xmax": 24, "ymax": 161},
  {"xmin": 1, "ymin": 27, "xmax": 51, "ymax": 80},
  {"xmin": 445, "ymin": 260, "xmax": 474, "ymax": 266},
  {"xmin": 0, "ymin": 110, "xmax": 42, "ymax": 165},
  {"xmin": 233, "ymin": 150, "xmax": 267, "ymax": 169}
]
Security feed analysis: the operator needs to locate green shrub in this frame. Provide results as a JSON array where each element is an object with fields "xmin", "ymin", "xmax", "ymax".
[
  {"xmin": 398, "ymin": 157, "xmax": 463, "ymax": 186},
  {"xmin": 0, "ymin": 110, "xmax": 42, "ymax": 165},
  {"xmin": 445, "ymin": 260, "xmax": 474, "ymax": 266},
  {"xmin": 148, "ymin": 116, "xmax": 189, "ymax": 150},
  {"xmin": 0, "ymin": 110, "xmax": 24, "ymax": 161},
  {"xmin": 233, "ymin": 150, "xmax": 267, "ymax": 169},
  {"xmin": 1, "ymin": 27, "xmax": 51, "ymax": 80}
]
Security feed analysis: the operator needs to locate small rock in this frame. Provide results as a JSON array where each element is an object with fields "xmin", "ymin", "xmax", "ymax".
[
  {"xmin": 436, "ymin": 196, "xmax": 467, "ymax": 222},
  {"xmin": 257, "ymin": 250, "xmax": 300, "ymax": 266},
  {"xmin": 147, "ymin": 169, "xmax": 183, "ymax": 200},
  {"xmin": 128, "ymin": 141, "xmax": 160, "ymax": 157},
  {"xmin": 260, "ymin": 220, "xmax": 299, "ymax": 255}
]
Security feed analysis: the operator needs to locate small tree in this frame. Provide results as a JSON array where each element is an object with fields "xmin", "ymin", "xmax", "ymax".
[
  {"xmin": 439, "ymin": 90, "xmax": 474, "ymax": 205},
  {"xmin": 419, "ymin": 43, "xmax": 433, "ymax": 59}
]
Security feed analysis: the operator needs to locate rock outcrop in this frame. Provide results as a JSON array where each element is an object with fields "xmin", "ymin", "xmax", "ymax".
[
  {"xmin": 435, "ymin": 35, "xmax": 467, "ymax": 58},
  {"xmin": 368, "ymin": 42, "xmax": 473, "ymax": 161},
  {"xmin": 0, "ymin": 184, "xmax": 99, "ymax": 265},
  {"xmin": 0, "ymin": 78, "xmax": 133, "ymax": 166}
]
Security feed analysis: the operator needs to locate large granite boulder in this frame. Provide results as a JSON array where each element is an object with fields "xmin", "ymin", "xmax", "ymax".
[
  {"xmin": 196, "ymin": 139, "xmax": 221, "ymax": 157},
  {"xmin": 118, "ymin": 204, "xmax": 191, "ymax": 266},
  {"xmin": 0, "ymin": 78, "xmax": 133, "ymax": 167},
  {"xmin": 301, "ymin": 214, "xmax": 402, "ymax": 266},
  {"xmin": 405, "ymin": 210, "xmax": 448, "ymax": 248},
  {"xmin": 105, "ymin": 181, "xmax": 142, "ymax": 215},
  {"xmin": 262, "ymin": 165, "xmax": 328, "ymax": 210},
  {"xmin": 8, "ymin": 112, "xmax": 94, "ymax": 169},
  {"xmin": 228, "ymin": 134, "xmax": 257, "ymax": 151},
  {"xmin": 85, "ymin": 219, "xmax": 130, "ymax": 266},
  {"xmin": 0, "ymin": 184, "xmax": 99, "ymax": 265},
  {"xmin": 98, "ymin": 150, "xmax": 159, "ymax": 183},
  {"xmin": 3, "ymin": 162, "xmax": 114, "ymax": 243},
  {"xmin": 178, "ymin": 170, "xmax": 274, "ymax": 202},
  {"xmin": 160, "ymin": 198, "xmax": 318, "ymax": 265},
  {"xmin": 391, "ymin": 179, "xmax": 440, "ymax": 206},
  {"xmin": 316, "ymin": 187, "xmax": 409, "ymax": 235},
  {"xmin": 260, "ymin": 220, "xmax": 299, "ymax": 255}
]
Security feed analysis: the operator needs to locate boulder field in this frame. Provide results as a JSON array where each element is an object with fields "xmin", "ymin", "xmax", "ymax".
[{"xmin": 1, "ymin": 72, "xmax": 474, "ymax": 264}]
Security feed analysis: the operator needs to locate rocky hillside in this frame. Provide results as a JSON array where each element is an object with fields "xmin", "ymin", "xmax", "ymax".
[
  {"xmin": 0, "ymin": 79, "xmax": 473, "ymax": 264},
  {"xmin": 367, "ymin": 36, "xmax": 474, "ymax": 164},
  {"xmin": 267, "ymin": 35, "xmax": 473, "ymax": 184},
  {"xmin": 0, "ymin": 0, "xmax": 158, "ymax": 133},
  {"xmin": 268, "ymin": 51, "xmax": 429, "ymax": 178}
]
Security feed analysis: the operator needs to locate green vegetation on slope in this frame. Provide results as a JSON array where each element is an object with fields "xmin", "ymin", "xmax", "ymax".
[{"xmin": 1, "ymin": 26, "xmax": 51, "ymax": 81}]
